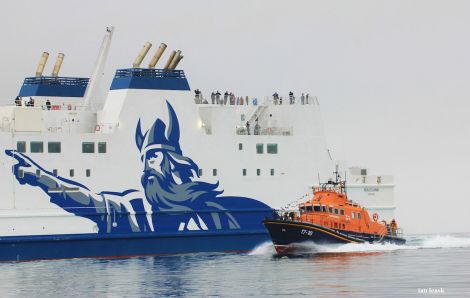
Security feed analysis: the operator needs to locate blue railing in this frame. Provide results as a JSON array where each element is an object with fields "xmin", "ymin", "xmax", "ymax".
[
  {"xmin": 114, "ymin": 68, "xmax": 186, "ymax": 79},
  {"xmin": 23, "ymin": 76, "xmax": 89, "ymax": 86}
]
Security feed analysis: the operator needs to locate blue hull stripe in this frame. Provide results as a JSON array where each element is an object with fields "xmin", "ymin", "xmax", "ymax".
[{"xmin": 0, "ymin": 230, "xmax": 270, "ymax": 262}]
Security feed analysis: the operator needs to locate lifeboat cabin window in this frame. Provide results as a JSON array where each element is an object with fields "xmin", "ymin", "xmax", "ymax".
[
  {"xmin": 313, "ymin": 205, "xmax": 321, "ymax": 212},
  {"xmin": 334, "ymin": 208, "xmax": 338, "ymax": 215},
  {"xmin": 357, "ymin": 213, "xmax": 361, "ymax": 220},
  {"xmin": 306, "ymin": 206, "xmax": 313, "ymax": 212},
  {"xmin": 352, "ymin": 212, "xmax": 355, "ymax": 219},
  {"xmin": 328, "ymin": 207, "xmax": 333, "ymax": 213},
  {"xmin": 322, "ymin": 206, "xmax": 327, "ymax": 212},
  {"xmin": 340, "ymin": 209, "xmax": 345, "ymax": 216}
]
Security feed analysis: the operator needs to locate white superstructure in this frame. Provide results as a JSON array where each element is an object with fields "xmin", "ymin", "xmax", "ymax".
[{"xmin": 0, "ymin": 27, "xmax": 396, "ymax": 239}]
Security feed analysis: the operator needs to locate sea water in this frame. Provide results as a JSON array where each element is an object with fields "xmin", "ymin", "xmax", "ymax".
[{"xmin": 0, "ymin": 234, "xmax": 469, "ymax": 297}]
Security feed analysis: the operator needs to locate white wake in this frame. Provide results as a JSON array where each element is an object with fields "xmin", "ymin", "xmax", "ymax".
[{"xmin": 251, "ymin": 234, "xmax": 470, "ymax": 256}]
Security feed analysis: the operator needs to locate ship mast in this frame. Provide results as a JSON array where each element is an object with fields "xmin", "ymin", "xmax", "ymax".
[{"xmin": 83, "ymin": 26, "xmax": 114, "ymax": 110}]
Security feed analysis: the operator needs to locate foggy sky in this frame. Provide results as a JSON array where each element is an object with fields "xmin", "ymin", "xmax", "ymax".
[{"xmin": 1, "ymin": 0, "xmax": 469, "ymax": 234}]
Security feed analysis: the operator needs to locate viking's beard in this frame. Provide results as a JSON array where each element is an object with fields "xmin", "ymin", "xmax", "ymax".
[{"xmin": 141, "ymin": 169, "xmax": 196, "ymax": 212}]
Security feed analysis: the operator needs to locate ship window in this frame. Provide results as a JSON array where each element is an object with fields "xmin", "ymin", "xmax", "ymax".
[
  {"xmin": 334, "ymin": 223, "xmax": 338, "ymax": 228},
  {"xmin": 377, "ymin": 176, "xmax": 382, "ymax": 184},
  {"xmin": 242, "ymin": 169, "xmax": 247, "ymax": 176},
  {"xmin": 306, "ymin": 206, "xmax": 312, "ymax": 212},
  {"xmin": 36, "ymin": 169, "xmax": 41, "ymax": 177},
  {"xmin": 86, "ymin": 169, "xmax": 91, "ymax": 177},
  {"xmin": 239, "ymin": 143, "xmax": 243, "ymax": 150},
  {"xmin": 256, "ymin": 144, "xmax": 264, "ymax": 154},
  {"xmin": 213, "ymin": 169, "xmax": 217, "ymax": 176},
  {"xmin": 48, "ymin": 142, "xmax": 61, "ymax": 153},
  {"xmin": 322, "ymin": 206, "xmax": 327, "ymax": 212},
  {"xmin": 334, "ymin": 208, "xmax": 338, "ymax": 215},
  {"xmin": 361, "ymin": 169, "xmax": 367, "ymax": 175},
  {"xmin": 30, "ymin": 142, "xmax": 44, "ymax": 153},
  {"xmin": 198, "ymin": 169, "xmax": 203, "ymax": 176},
  {"xmin": 362, "ymin": 176, "xmax": 366, "ymax": 184},
  {"xmin": 267, "ymin": 144, "xmax": 278, "ymax": 154},
  {"xmin": 314, "ymin": 206, "xmax": 321, "ymax": 212},
  {"xmin": 328, "ymin": 207, "xmax": 333, "ymax": 213},
  {"xmin": 18, "ymin": 169, "xmax": 24, "ymax": 178},
  {"xmin": 357, "ymin": 213, "xmax": 361, "ymax": 220},
  {"xmin": 82, "ymin": 142, "xmax": 95, "ymax": 153},
  {"xmin": 17, "ymin": 141, "xmax": 26, "ymax": 153},
  {"xmin": 98, "ymin": 142, "xmax": 107, "ymax": 153},
  {"xmin": 241, "ymin": 114, "xmax": 245, "ymax": 121},
  {"xmin": 270, "ymin": 169, "xmax": 274, "ymax": 176},
  {"xmin": 70, "ymin": 169, "xmax": 74, "ymax": 177},
  {"xmin": 352, "ymin": 212, "xmax": 355, "ymax": 219},
  {"xmin": 53, "ymin": 169, "xmax": 58, "ymax": 176},
  {"xmin": 257, "ymin": 169, "xmax": 261, "ymax": 176},
  {"xmin": 340, "ymin": 209, "xmax": 345, "ymax": 216}
]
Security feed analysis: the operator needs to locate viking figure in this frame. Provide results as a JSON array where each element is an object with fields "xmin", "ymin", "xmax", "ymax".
[{"xmin": 7, "ymin": 101, "xmax": 272, "ymax": 234}]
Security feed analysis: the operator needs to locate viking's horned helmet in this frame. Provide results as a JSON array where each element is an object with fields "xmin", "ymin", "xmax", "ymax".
[{"xmin": 135, "ymin": 101, "xmax": 182, "ymax": 157}]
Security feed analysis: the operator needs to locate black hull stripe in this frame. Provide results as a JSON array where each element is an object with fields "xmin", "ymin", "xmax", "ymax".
[{"xmin": 264, "ymin": 221, "xmax": 361, "ymax": 243}]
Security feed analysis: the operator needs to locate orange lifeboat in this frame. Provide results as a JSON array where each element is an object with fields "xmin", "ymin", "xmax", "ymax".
[{"xmin": 263, "ymin": 175, "xmax": 405, "ymax": 255}]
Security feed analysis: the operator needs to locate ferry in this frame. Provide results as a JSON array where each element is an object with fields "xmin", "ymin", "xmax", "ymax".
[
  {"xmin": 263, "ymin": 168, "xmax": 406, "ymax": 255},
  {"xmin": 0, "ymin": 27, "xmax": 397, "ymax": 261}
]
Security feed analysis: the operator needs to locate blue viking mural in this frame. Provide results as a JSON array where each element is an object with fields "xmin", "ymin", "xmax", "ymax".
[{"xmin": 6, "ymin": 101, "xmax": 274, "ymax": 234}]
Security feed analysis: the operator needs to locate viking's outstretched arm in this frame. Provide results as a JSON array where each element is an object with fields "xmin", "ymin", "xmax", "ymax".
[
  {"xmin": 6, "ymin": 150, "xmax": 106, "ymax": 219},
  {"xmin": 6, "ymin": 150, "xmax": 153, "ymax": 233}
]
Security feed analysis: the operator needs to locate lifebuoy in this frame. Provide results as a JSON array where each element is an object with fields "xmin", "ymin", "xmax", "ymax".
[
  {"xmin": 95, "ymin": 125, "xmax": 101, "ymax": 132},
  {"xmin": 372, "ymin": 213, "xmax": 379, "ymax": 222}
]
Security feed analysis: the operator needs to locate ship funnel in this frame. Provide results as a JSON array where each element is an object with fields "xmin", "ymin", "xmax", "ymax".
[
  {"xmin": 169, "ymin": 54, "xmax": 184, "ymax": 70},
  {"xmin": 148, "ymin": 43, "xmax": 167, "ymax": 68},
  {"xmin": 163, "ymin": 50, "xmax": 176, "ymax": 69},
  {"xmin": 168, "ymin": 50, "xmax": 182, "ymax": 70},
  {"xmin": 51, "ymin": 53, "xmax": 65, "ymax": 77},
  {"xmin": 133, "ymin": 42, "xmax": 152, "ymax": 68},
  {"xmin": 35, "ymin": 52, "xmax": 49, "ymax": 77}
]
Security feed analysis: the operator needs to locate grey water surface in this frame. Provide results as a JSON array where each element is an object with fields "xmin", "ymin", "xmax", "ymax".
[{"xmin": 0, "ymin": 234, "xmax": 469, "ymax": 297}]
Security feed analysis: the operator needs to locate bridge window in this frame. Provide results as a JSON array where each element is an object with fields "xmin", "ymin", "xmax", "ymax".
[
  {"xmin": 70, "ymin": 169, "xmax": 74, "ymax": 177},
  {"xmin": 30, "ymin": 142, "xmax": 44, "ymax": 153},
  {"xmin": 340, "ymin": 209, "xmax": 345, "ymax": 216},
  {"xmin": 239, "ymin": 143, "xmax": 243, "ymax": 150},
  {"xmin": 17, "ymin": 141, "xmax": 26, "ymax": 153},
  {"xmin": 86, "ymin": 169, "xmax": 91, "ymax": 177},
  {"xmin": 334, "ymin": 208, "xmax": 338, "ymax": 215},
  {"xmin": 257, "ymin": 169, "xmax": 261, "ymax": 176},
  {"xmin": 213, "ymin": 169, "xmax": 217, "ymax": 176},
  {"xmin": 48, "ymin": 142, "xmax": 61, "ymax": 153},
  {"xmin": 242, "ymin": 169, "xmax": 247, "ymax": 176},
  {"xmin": 313, "ymin": 205, "xmax": 321, "ymax": 212},
  {"xmin": 82, "ymin": 142, "xmax": 95, "ymax": 153},
  {"xmin": 328, "ymin": 207, "xmax": 333, "ymax": 213},
  {"xmin": 357, "ymin": 213, "xmax": 361, "ymax": 220},
  {"xmin": 98, "ymin": 142, "xmax": 107, "ymax": 153},
  {"xmin": 306, "ymin": 206, "xmax": 312, "ymax": 212},
  {"xmin": 267, "ymin": 144, "xmax": 278, "ymax": 154},
  {"xmin": 256, "ymin": 144, "xmax": 263, "ymax": 154},
  {"xmin": 322, "ymin": 206, "xmax": 327, "ymax": 212}
]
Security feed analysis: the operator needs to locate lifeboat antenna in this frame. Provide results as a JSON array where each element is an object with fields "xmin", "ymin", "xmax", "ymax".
[{"xmin": 83, "ymin": 26, "xmax": 114, "ymax": 110}]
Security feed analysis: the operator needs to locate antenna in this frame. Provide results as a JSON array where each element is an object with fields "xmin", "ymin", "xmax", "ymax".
[{"xmin": 83, "ymin": 26, "xmax": 115, "ymax": 110}]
